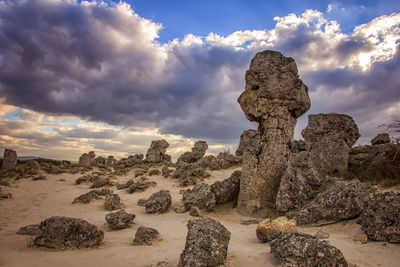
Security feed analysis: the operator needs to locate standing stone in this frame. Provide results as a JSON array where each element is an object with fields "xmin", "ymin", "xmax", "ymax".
[
  {"xmin": 79, "ymin": 151, "xmax": 95, "ymax": 166},
  {"xmin": 2, "ymin": 148, "xmax": 17, "ymax": 170},
  {"xmin": 237, "ymin": 50, "xmax": 310, "ymax": 217},
  {"xmin": 146, "ymin": 140, "xmax": 171, "ymax": 163},
  {"xmin": 235, "ymin": 129, "xmax": 259, "ymax": 156},
  {"xmin": 302, "ymin": 113, "xmax": 360, "ymax": 175}
]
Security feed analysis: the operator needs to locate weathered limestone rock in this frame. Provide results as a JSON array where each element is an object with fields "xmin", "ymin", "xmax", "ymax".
[
  {"xmin": 104, "ymin": 194, "xmax": 122, "ymax": 211},
  {"xmin": 105, "ymin": 210, "xmax": 135, "ymax": 230},
  {"xmin": 371, "ymin": 133, "xmax": 391, "ymax": 145},
  {"xmin": 2, "ymin": 148, "xmax": 17, "ymax": 170},
  {"xmin": 117, "ymin": 179, "xmax": 134, "ymax": 189},
  {"xmin": 90, "ymin": 177, "xmax": 109, "ymax": 188},
  {"xmin": 256, "ymin": 216, "xmax": 296, "ymax": 242},
  {"xmin": 79, "ymin": 151, "xmax": 95, "ymax": 166},
  {"xmin": 210, "ymin": 170, "xmax": 241, "ymax": 204},
  {"xmin": 72, "ymin": 189, "xmax": 113, "ymax": 204},
  {"xmin": 33, "ymin": 216, "xmax": 104, "ymax": 249},
  {"xmin": 314, "ymin": 229, "xmax": 330, "ymax": 239},
  {"xmin": 189, "ymin": 206, "xmax": 201, "ymax": 217},
  {"xmin": 114, "ymin": 154, "xmax": 143, "ymax": 170},
  {"xmin": 173, "ymin": 163, "xmax": 210, "ymax": 186},
  {"xmin": 302, "ymin": 113, "xmax": 360, "ymax": 175},
  {"xmin": 93, "ymin": 156, "xmax": 106, "ymax": 165},
  {"xmin": 358, "ymin": 191, "xmax": 400, "ymax": 243},
  {"xmin": 215, "ymin": 152, "xmax": 240, "ymax": 169},
  {"xmin": 270, "ymin": 232, "xmax": 348, "ymax": 266},
  {"xmin": 146, "ymin": 140, "xmax": 171, "ymax": 163},
  {"xmin": 177, "ymin": 141, "xmax": 208, "ymax": 164},
  {"xmin": 182, "ymin": 183, "xmax": 216, "ymax": 212},
  {"xmin": 145, "ymin": 190, "xmax": 172, "ymax": 214},
  {"xmin": 161, "ymin": 166, "xmax": 173, "ymax": 177},
  {"xmin": 17, "ymin": 224, "xmax": 41, "ymax": 236},
  {"xmin": 235, "ymin": 129, "xmax": 259, "ymax": 156},
  {"xmin": 237, "ymin": 50, "xmax": 311, "ymax": 217},
  {"xmin": 127, "ymin": 180, "xmax": 157, "ymax": 194},
  {"xmin": 178, "ymin": 218, "xmax": 231, "ymax": 267},
  {"xmin": 148, "ymin": 168, "xmax": 161, "ymax": 176},
  {"xmin": 132, "ymin": 226, "xmax": 161, "ymax": 246},
  {"xmin": 286, "ymin": 179, "xmax": 368, "ymax": 225},
  {"xmin": 106, "ymin": 155, "xmax": 116, "ymax": 166}
]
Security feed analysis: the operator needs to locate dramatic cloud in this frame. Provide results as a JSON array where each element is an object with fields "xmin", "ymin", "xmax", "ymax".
[{"xmin": 0, "ymin": 0, "xmax": 399, "ymax": 160}]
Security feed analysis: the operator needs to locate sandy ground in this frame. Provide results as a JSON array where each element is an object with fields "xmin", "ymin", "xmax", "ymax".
[{"xmin": 0, "ymin": 167, "xmax": 399, "ymax": 267}]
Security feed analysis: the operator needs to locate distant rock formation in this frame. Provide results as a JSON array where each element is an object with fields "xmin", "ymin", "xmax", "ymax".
[
  {"xmin": 177, "ymin": 141, "xmax": 208, "ymax": 164},
  {"xmin": 371, "ymin": 133, "xmax": 391, "ymax": 145},
  {"xmin": 145, "ymin": 139, "xmax": 171, "ymax": 163},
  {"xmin": 235, "ymin": 129, "xmax": 258, "ymax": 157},
  {"xmin": 78, "ymin": 151, "xmax": 95, "ymax": 166},
  {"xmin": 237, "ymin": 50, "xmax": 311, "ymax": 217},
  {"xmin": 2, "ymin": 148, "xmax": 17, "ymax": 170}
]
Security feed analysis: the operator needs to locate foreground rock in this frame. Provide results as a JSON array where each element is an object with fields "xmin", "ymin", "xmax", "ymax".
[
  {"xmin": 146, "ymin": 140, "xmax": 171, "ymax": 163},
  {"xmin": 182, "ymin": 183, "xmax": 216, "ymax": 212},
  {"xmin": 145, "ymin": 190, "xmax": 172, "ymax": 214},
  {"xmin": 2, "ymin": 148, "xmax": 17, "ymax": 170},
  {"xmin": 73, "ymin": 189, "xmax": 112, "ymax": 204},
  {"xmin": 270, "ymin": 232, "xmax": 348, "ymax": 266},
  {"xmin": 17, "ymin": 224, "xmax": 40, "ymax": 236},
  {"xmin": 105, "ymin": 210, "xmax": 135, "ymax": 230},
  {"xmin": 104, "ymin": 194, "xmax": 122, "ymax": 211},
  {"xmin": 33, "ymin": 216, "xmax": 104, "ymax": 249},
  {"xmin": 358, "ymin": 191, "xmax": 400, "ymax": 243},
  {"xmin": 132, "ymin": 226, "xmax": 161, "ymax": 246},
  {"xmin": 127, "ymin": 180, "xmax": 157, "ymax": 193},
  {"xmin": 256, "ymin": 217, "xmax": 296, "ymax": 242},
  {"xmin": 237, "ymin": 50, "xmax": 310, "ymax": 217},
  {"xmin": 179, "ymin": 218, "xmax": 231, "ymax": 267},
  {"xmin": 210, "ymin": 170, "xmax": 241, "ymax": 204}
]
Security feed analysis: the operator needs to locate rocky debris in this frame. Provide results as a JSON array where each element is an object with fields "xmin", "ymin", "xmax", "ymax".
[
  {"xmin": 132, "ymin": 226, "xmax": 161, "ymax": 246},
  {"xmin": 104, "ymin": 194, "xmax": 122, "ymax": 211},
  {"xmin": 32, "ymin": 175, "xmax": 46, "ymax": 181},
  {"xmin": 137, "ymin": 198, "xmax": 147, "ymax": 206},
  {"xmin": 196, "ymin": 155, "xmax": 219, "ymax": 169},
  {"xmin": 237, "ymin": 50, "xmax": 311, "ymax": 217},
  {"xmin": 215, "ymin": 152, "xmax": 240, "ymax": 169},
  {"xmin": 353, "ymin": 233, "xmax": 368, "ymax": 244},
  {"xmin": 189, "ymin": 206, "xmax": 201, "ymax": 217},
  {"xmin": 46, "ymin": 164, "xmax": 63, "ymax": 174},
  {"xmin": 174, "ymin": 202, "xmax": 187, "ymax": 213},
  {"xmin": 270, "ymin": 232, "xmax": 348, "ymax": 267},
  {"xmin": 127, "ymin": 180, "xmax": 157, "ymax": 194},
  {"xmin": 235, "ymin": 129, "xmax": 259, "ymax": 157},
  {"xmin": 177, "ymin": 141, "xmax": 208, "ymax": 164},
  {"xmin": 135, "ymin": 168, "xmax": 147, "ymax": 177},
  {"xmin": 117, "ymin": 179, "xmax": 134, "ymax": 189},
  {"xmin": 90, "ymin": 177, "xmax": 110, "ymax": 188},
  {"xmin": 358, "ymin": 191, "xmax": 400, "ymax": 243},
  {"xmin": 79, "ymin": 151, "xmax": 95, "ymax": 166},
  {"xmin": 17, "ymin": 224, "xmax": 41, "ymax": 235},
  {"xmin": 75, "ymin": 175, "xmax": 90, "ymax": 185},
  {"xmin": 371, "ymin": 133, "xmax": 391, "ymax": 145},
  {"xmin": 106, "ymin": 155, "xmax": 116, "ymax": 166},
  {"xmin": 182, "ymin": 183, "xmax": 216, "ymax": 212},
  {"xmin": 210, "ymin": 170, "xmax": 241, "ymax": 204},
  {"xmin": 58, "ymin": 178, "xmax": 66, "ymax": 182},
  {"xmin": 161, "ymin": 166, "xmax": 173, "ymax": 177},
  {"xmin": 240, "ymin": 218, "xmax": 260, "ymax": 225},
  {"xmin": 256, "ymin": 217, "xmax": 297, "ymax": 243},
  {"xmin": 314, "ymin": 229, "xmax": 330, "ymax": 239},
  {"xmin": 1, "ymin": 148, "xmax": 17, "ymax": 170},
  {"xmin": 0, "ymin": 180, "xmax": 10, "ymax": 186},
  {"xmin": 114, "ymin": 154, "xmax": 144, "ymax": 170},
  {"xmin": 286, "ymin": 179, "xmax": 368, "ymax": 225},
  {"xmin": 26, "ymin": 159, "xmax": 41, "ymax": 170},
  {"xmin": 105, "ymin": 210, "xmax": 135, "ymax": 230},
  {"xmin": 72, "ymin": 189, "xmax": 112, "ymax": 204},
  {"xmin": 302, "ymin": 113, "xmax": 360, "ymax": 175},
  {"xmin": 33, "ymin": 216, "xmax": 104, "ymax": 249},
  {"xmin": 178, "ymin": 218, "xmax": 231, "ymax": 267},
  {"xmin": 291, "ymin": 139, "xmax": 307, "ymax": 153},
  {"xmin": 173, "ymin": 163, "xmax": 211, "ymax": 186},
  {"xmin": 145, "ymin": 190, "xmax": 172, "ymax": 214},
  {"xmin": 0, "ymin": 187, "xmax": 12, "ymax": 199},
  {"xmin": 146, "ymin": 140, "xmax": 171, "ymax": 163},
  {"xmin": 148, "ymin": 168, "xmax": 161, "ymax": 176}
]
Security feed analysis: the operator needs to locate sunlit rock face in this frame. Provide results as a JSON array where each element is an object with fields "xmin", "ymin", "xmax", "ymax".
[
  {"xmin": 145, "ymin": 139, "xmax": 171, "ymax": 163},
  {"xmin": 237, "ymin": 50, "xmax": 310, "ymax": 217}
]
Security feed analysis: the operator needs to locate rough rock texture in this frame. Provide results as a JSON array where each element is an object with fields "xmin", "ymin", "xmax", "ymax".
[
  {"xmin": 117, "ymin": 179, "xmax": 134, "ymax": 189},
  {"xmin": 302, "ymin": 113, "xmax": 360, "ymax": 175},
  {"xmin": 132, "ymin": 226, "xmax": 161, "ymax": 246},
  {"xmin": 33, "ymin": 216, "xmax": 104, "ymax": 249},
  {"xmin": 235, "ymin": 129, "xmax": 259, "ymax": 157},
  {"xmin": 189, "ymin": 206, "xmax": 201, "ymax": 217},
  {"xmin": 256, "ymin": 216, "xmax": 297, "ymax": 242},
  {"xmin": 93, "ymin": 156, "xmax": 106, "ymax": 165},
  {"xmin": 178, "ymin": 218, "xmax": 231, "ymax": 267},
  {"xmin": 105, "ymin": 210, "xmax": 135, "ymax": 230},
  {"xmin": 145, "ymin": 190, "xmax": 172, "ymax": 214},
  {"xmin": 73, "ymin": 189, "xmax": 112, "ymax": 204},
  {"xmin": 148, "ymin": 169, "xmax": 161, "ymax": 176},
  {"xmin": 177, "ymin": 141, "xmax": 208, "ymax": 164},
  {"xmin": 182, "ymin": 183, "xmax": 216, "ymax": 212},
  {"xmin": 237, "ymin": 50, "xmax": 310, "ymax": 217},
  {"xmin": 90, "ymin": 177, "xmax": 109, "ymax": 188},
  {"xmin": 371, "ymin": 133, "xmax": 391, "ymax": 145},
  {"xmin": 2, "ymin": 148, "xmax": 17, "ymax": 170},
  {"xmin": 106, "ymin": 155, "xmax": 116, "ymax": 166},
  {"xmin": 210, "ymin": 170, "xmax": 241, "ymax": 204},
  {"xmin": 104, "ymin": 194, "xmax": 122, "ymax": 211},
  {"xmin": 270, "ymin": 232, "xmax": 348, "ymax": 267},
  {"xmin": 215, "ymin": 152, "xmax": 240, "ymax": 169},
  {"xmin": 286, "ymin": 179, "xmax": 368, "ymax": 225},
  {"xmin": 17, "ymin": 224, "xmax": 41, "ymax": 236},
  {"xmin": 127, "ymin": 180, "xmax": 157, "ymax": 194},
  {"xmin": 173, "ymin": 163, "xmax": 210, "ymax": 186},
  {"xmin": 79, "ymin": 151, "xmax": 95, "ymax": 166},
  {"xmin": 114, "ymin": 154, "xmax": 143, "ymax": 170},
  {"xmin": 161, "ymin": 166, "xmax": 173, "ymax": 177},
  {"xmin": 314, "ymin": 229, "xmax": 330, "ymax": 239},
  {"xmin": 358, "ymin": 191, "xmax": 400, "ymax": 243},
  {"xmin": 146, "ymin": 140, "xmax": 171, "ymax": 163}
]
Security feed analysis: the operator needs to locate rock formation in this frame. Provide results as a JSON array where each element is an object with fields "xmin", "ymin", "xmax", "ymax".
[
  {"xmin": 105, "ymin": 210, "xmax": 135, "ymax": 230},
  {"xmin": 2, "ymin": 148, "xmax": 17, "ymax": 170},
  {"xmin": 235, "ymin": 129, "xmax": 259, "ymax": 157},
  {"xmin": 177, "ymin": 141, "xmax": 208, "ymax": 164},
  {"xmin": 104, "ymin": 194, "xmax": 122, "ymax": 211},
  {"xmin": 371, "ymin": 133, "xmax": 391, "ymax": 145},
  {"xmin": 146, "ymin": 140, "xmax": 171, "ymax": 163},
  {"xmin": 73, "ymin": 189, "xmax": 112, "ymax": 204},
  {"xmin": 237, "ymin": 50, "xmax": 311, "ymax": 217},
  {"xmin": 79, "ymin": 151, "xmax": 95, "ymax": 166},
  {"xmin": 256, "ymin": 216, "xmax": 296, "ymax": 242},
  {"xmin": 145, "ymin": 190, "xmax": 172, "ymax": 214},
  {"xmin": 182, "ymin": 183, "xmax": 216, "ymax": 212},
  {"xmin": 210, "ymin": 170, "xmax": 241, "ymax": 204},
  {"xmin": 132, "ymin": 226, "xmax": 161, "ymax": 246}
]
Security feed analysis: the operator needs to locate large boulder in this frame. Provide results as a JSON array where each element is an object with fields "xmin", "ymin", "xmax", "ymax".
[
  {"xmin": 79, "ymin": 151, "xmax": 95, "ymax": 166},
  {"xmin": 177, "ymin": 141, "xmax": 208, "ymax": 164},
  {"xmin": 237, "ymin": 50, "xmax": 311, "ymax": 217},
  {"xmin": 2, "ymin": 148, "xmax": 17, "ymax": 170},
  {"xmin": 146, "ymin": 140, "xmax": 171, "ymax": 163},
  {"xmin": 104, "ymin": 194, "xmax": 122, "ymax": 211},
  {"xmin": 302, "ymin": 113, "xmax": 360, "ymax": 175},
  {"xmin": 256, "ymin": 216, "xmax": 296, "ymax": 243},
  {"xmin": 235, "ymin": 129, "xmax": 259, "ymax": 157},
  {"xmin": 210, "ymin": 170, "xmax": 241, "ymax": 204},
  {"xmin": 145, "ymin": 190, "xmax": 172, "ymax": 214},
  {"xmin": 105, "ymin": 210, "xmax": 135, "ymax": 230},
  {"xmin": 270, "ymin": 232, "xmax": 348, "ymax": 266},
  {"xmin": 33, "ymin": 216, "xmax": 104, "ymax": 249},
  {"xmin": 358, "ymin": 191, "xmax": 400, "ymax": 243},
  {"xmin": 182, "ymin": 183, "xmax": 216, "ymax": 212},
  {"xmin": 178, "ymin": 218, "xmax": 231, "ymax": 267}
]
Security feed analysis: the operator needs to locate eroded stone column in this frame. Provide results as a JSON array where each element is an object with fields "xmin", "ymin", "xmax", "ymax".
[{"xmin": 2, "ymin": 148, "xmax": 17, "ymax": 170}]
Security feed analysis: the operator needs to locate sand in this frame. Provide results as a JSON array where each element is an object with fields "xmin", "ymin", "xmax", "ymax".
[{"xmin": 0, "ymin": 167, "xmax": 399, "ymax": 267}]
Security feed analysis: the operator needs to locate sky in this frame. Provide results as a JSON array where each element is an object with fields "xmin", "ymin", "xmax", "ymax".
[{"xmin": 0, "ymin": 0, "xmax": 399, "ymax": 161}]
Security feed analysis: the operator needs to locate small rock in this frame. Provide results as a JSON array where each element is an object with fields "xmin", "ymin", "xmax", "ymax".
[
  {"xmin": 256, "ymin": 217, "xmax": 297, "ymax": 243},
  {"xmin": 353, "ymin": 233, "xmax": 368, "ymax": 244},
  {"xmin": 90, "ymin": 177, "xmax": 109, "ymax": 188},
  {"xmin": 182, "ymin": 183, "xmax": 216, "ymax": 212},
  {"xmin": 314, "ymin": 229, "xmax": 330, "ymax": 239},
  {"xmin": 105, "ymin": 210, "xmax": 135, "ymax": 230},
  {"xmin": 145, "ymin": 190, "xmax": 172, "ymax": 214},
  {"xmin": 0, "ymin": 181, "xmax": 11, "ymax": 186},
  {"xmin": 371, "ymin": 133, "xmax": 391, "ymax": 145},
  {"xmin": 104, "ymin": 194, "xmax": 122, "ymax": 211},
  {"xmin": 17, "ymin": 224, "xmax": 41, "ymax": 235},
  {"xmin": 0, "ymin": 192, "xmax": 12, "ymax": 199},
  {"xmin": 161, "ymin": 166, "xmax": 173, "ymax": 177},
  {"xmin": 189, "ymin": 206, "xmax": 201, "ymax": 217},
  {"xmin": 174, "ymin": 202, "xmax": 186, "ymax": 213},
  {"xmin": 240, "ymin": 218, "xmax": 260, "ymax": 225},
  {"xmin": 137, "ymin": 199, "xmax": 147, "ymax": 206},
  {"xmin": 132, "ymin": 226, "xmax": 161, "ymax": 246},
  {"xmin": 117, "ymin": 179, "xmax": 134, "ymax": 189},
  {"xmin": 148, "ymin": 169, "xmax": 161, "ymax": 176},
  {"xmin": 127, "ymin": 180, "xmax": 157, "ymax": 194},
  {"xmin": 73, "ymin": 189, "xmax": 113, "ymax": 204},
  {"xmin": 32, "ymin": 175, "xmax": 46, "ymax": 181},
  {"xmin": 58, "ymin": 178, "xmax": 66, "ymax": 182}
]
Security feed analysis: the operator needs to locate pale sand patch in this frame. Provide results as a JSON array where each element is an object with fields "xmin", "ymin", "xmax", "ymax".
[{"xmin": 0, "ymin": 167, "xmax": 399, "ymax": 266}]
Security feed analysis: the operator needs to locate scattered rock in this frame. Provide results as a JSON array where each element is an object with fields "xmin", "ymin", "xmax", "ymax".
[
  {"xmin": 137, "ymin": 198, "xmax": 147, "ymax": 206},
  {"xmin": 145, "ymin": 190, "xmax": 172, "ymax": 214},
  {"xmin": 270, "ymin": 232, "xmax": 348, "ymax": 266},
  {"xmin": 314, "ymin": 229, "xmax": 330, "ymax": 239},
  {"xmin": 105, "ymin": 210, "xmax": 135, "ymax": 230},
  {"xmin": 0, "ymin": 192, "xmax": 12, "ymax": 199},
  {"xmin": 17, "ymin": 224, "xmax": 40, "ymax": 236},
  {"xmin": 161, "ymin": 166, "xmax": 173, "ymax": 177},
  {"xmin": 75, "ymin": 176, "xmax": 89, "ymax": 185},
  {"xmin": 371, "ymin": 133, "xmax": 391, "ymax": 145},
  {"xmin": 148, "ymin": 169, "xmax": 161, "ymax": 176},
  {"xmin": 2, "ymin": 148, "xmax": 17, "ymax": 170},
  {"xmin": 189, "ymin": 206, "xmax": 201, "ymax": 217},
  {"xmin": 32, "ymin": 175, "xmax": 46, "ymax": 181},
  {"xmin": 146, "ymin": 140, "xmax": 171, "ymax": 163},
  {"xmin": 174, "ymin": 202, "xmax": 186, "ymax": 213},
  {"xmin": 178, "ymin": 218, "xmax": 231, "ymax": 267},
  {"xmin": 104, "ymin": 194, "xmax": 122, "ymax": 211},
  {"xmin": 353, "ymin": 233, "xmax": 368, "ymax": 244},
  {"xmin": 90, "ymin": 177, "xmax": 109, "ymax": 188},
  {"xmin": 256, "ymin": 216, "xmax": 296, "ymax": 243},
  {"xmin": 127, "ymin": 180, "xmax": 157, "ymax": 194},
  {"xmin": 240, "ymin": 218, "xmax": 260, "ymax": 225},
  {"xmin": 33, "ymin": 216, "xmax": 104, "ymax": 249},
  {"xmin": 182, "ymin": 183, "xmax": 216, "ymax": 212},
  {"xmin": 58, "ymin": 178, "xmax": 66, "ymax": 182},
  {"xmin": 72, "ymin": 189, "xmax": 113, "ymax": 204},
  {"xmin": 132, "ymin": 226, "xmax": 161, "ymax": 246},
  {"xmin": 46, "ymin": 164, "xmax": 63, "ymax": 174},
  {"xmin": 79, "ymin": 151, "xmax": 95, "ymax": 166},
  {"xmin": 117, "ymin": 179, "xmax": 134, "ymax": 189},
  {"xmin": 177, "ymin": 141, "xmax": 208, "ymax": 164},
  {"xmin": 210, "ymin": 170, "xmax": 241, "ymax": 204}
]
